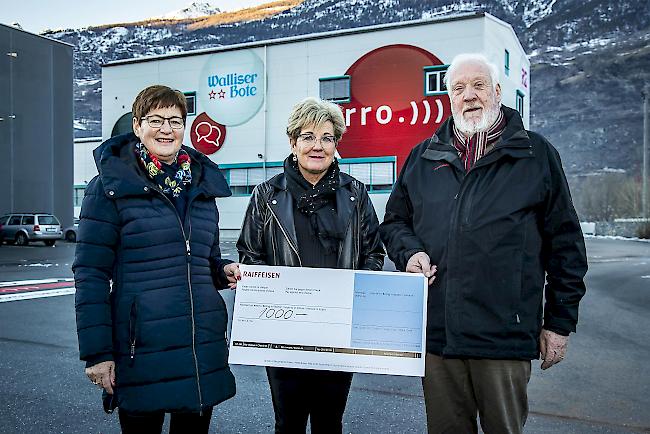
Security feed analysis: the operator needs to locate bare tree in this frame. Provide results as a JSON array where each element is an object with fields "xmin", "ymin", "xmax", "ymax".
[{"xmin": 570, "ymin": 173, "xmax": 642, "ymax": 221}]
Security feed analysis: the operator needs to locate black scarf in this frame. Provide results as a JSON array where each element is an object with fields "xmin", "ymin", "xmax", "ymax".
[{"xmin": 284, "ymin": 155, "xmax": 345, "ymax": 255}]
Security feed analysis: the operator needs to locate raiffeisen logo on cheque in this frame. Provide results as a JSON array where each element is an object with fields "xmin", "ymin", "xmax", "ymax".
[{"xmin": 198, "ymin": 50, "xmax": 265, "ymax": 127}]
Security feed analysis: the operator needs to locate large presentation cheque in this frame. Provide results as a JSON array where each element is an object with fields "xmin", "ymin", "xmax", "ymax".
[{"xmin": 228, "ymin": 265, "xmax": 428, "ymax": 377}]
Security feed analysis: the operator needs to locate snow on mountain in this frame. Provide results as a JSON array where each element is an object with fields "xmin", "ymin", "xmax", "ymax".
[
  {"xmin": 46, "ymin": 0, "xmax": 650, "ymax": 178},
  {"xmin": 159, "ymin": 1, "xmax": 222, "ymax": 19},
  {"xmin": 521, "ymin": 0, "xmax": 556, "ymax": 27}
]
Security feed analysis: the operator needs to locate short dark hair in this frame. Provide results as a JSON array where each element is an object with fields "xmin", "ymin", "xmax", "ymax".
[{"xmin": 132, "ymin": 85, "xmax": 188, "ymax": 124}]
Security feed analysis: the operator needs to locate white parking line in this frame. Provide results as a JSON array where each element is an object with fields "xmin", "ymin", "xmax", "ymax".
[
  {"xmin": 0, "ymin": 287, "xmax": 76, "ymax": 303},
  {"xmin": 0, "ymin": 278, "xmax": 74, "ymax": 287}
]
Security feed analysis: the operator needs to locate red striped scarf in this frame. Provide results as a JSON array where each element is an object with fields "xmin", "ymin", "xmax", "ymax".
[{"xmin": 452, "ymin": 109, "xmax": 506, "ymax": 172}]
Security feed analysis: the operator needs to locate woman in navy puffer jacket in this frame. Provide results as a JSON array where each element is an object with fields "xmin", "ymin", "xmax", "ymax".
[{"xmin": 73, "ymin": 85, "xmax": 240, "ymax": 433}]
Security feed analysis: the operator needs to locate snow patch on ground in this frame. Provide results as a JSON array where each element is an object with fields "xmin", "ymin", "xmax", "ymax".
[
  {"xmin": 584, "ymin": 235, "xmax": 650, "ymax": 243},
  {"xmin": 73, "ymin": 120, "xmax": 88, "ymax": 131},
  {"xmin": 75, "ymin": 78, "xmax": 101, "ymax": 86}
]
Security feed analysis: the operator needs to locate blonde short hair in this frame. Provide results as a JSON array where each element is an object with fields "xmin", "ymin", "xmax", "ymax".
[{"xmin": 286, "ymin": 97, "xmax": 346, "ymax": 140}]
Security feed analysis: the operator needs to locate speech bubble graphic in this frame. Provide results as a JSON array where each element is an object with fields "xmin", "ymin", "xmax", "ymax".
[
  {"xmin": 190, "ymin": 112, "xmax": 227, "ymax": 155},
  {"xmin": 195, "ymin": 121, "xmax": 222, "ymax": 147}
]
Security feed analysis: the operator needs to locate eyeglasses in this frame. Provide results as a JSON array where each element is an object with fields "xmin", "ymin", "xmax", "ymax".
[
  {"xmin": 142, "ymin": 115, "xmax": 185, "ymax": 130},
  {"xmin": 297, "ymin": 133, "xmax": 337, "ymax": 147}
]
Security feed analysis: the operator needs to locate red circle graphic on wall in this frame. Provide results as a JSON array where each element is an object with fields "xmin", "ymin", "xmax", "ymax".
[
  {"xmin": 336, "ymin": 44, "xmax": 451, "ymax": 174},
  {"xmin": 190, "ymin": 112, "xmax": 227, "ymax": 155}
]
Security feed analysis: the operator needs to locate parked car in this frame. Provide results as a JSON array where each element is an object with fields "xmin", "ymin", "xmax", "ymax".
[
  {"xmin": 0, "ymin": 213, "xmax": 62, "ymax": 246},
  {"xmin": 63, "ymin": 218, "xmax": 79, "ymax": 243}
]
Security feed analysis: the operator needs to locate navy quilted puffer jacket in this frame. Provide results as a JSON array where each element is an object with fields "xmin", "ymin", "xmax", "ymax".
[{"xmin": 73, "ymin": 133, "xmax": 236, "ymax": 413}]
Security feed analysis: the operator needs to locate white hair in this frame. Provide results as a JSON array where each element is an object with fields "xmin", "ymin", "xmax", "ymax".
[{"xmin": 444, "ymin": 53, "xmax": 500, "ymax": 94}]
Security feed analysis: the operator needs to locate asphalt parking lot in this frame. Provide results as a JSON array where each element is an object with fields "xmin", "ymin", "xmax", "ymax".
[{"xmin": 0, "ymin": 237, "xmax": 649, "ymax": 433}]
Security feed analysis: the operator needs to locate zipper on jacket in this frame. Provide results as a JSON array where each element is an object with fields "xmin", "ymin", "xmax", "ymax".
[
  {"xmin": 150, "ymin": 186, "xmax": 204, "ymax": 414},
  {"xmin": 445, "ymin": 168, "xmax": 470, "ymax": 338},
  {"xmin": 184, "ymin": 203, "xmax": 204, "ymax": 416},
  {"xmin": 267, "ymin": 203, "xmax": 303, "ymax": 267},
  {"xmin": 460, "ymin": 176, "xmax": 475, "ymax": 227},
  {"xmin": 129, "ymin": 299, "xmax": 137, "ymax": 362}
]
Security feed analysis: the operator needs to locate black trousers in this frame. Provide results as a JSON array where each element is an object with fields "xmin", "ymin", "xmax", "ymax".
[
  {"xmin": 118, "ymin": 406, "xmax": 213, "ymax": 434},
  {"xmin": 266, "ymin": 367, "xmax": 353, "ymax": 434}
]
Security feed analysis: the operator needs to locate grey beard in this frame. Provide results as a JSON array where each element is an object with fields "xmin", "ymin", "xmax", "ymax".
[{"xmin": 453, "ymin": 103, "xmax": 501, "ymax": 137}]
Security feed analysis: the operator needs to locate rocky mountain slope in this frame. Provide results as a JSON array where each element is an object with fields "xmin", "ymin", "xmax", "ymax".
[{"xmin": 47, "ymin": 0, "xmax": 650, "ymax": 176}]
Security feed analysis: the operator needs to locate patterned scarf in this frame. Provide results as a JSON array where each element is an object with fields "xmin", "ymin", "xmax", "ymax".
[
  {"xmin": 452, "ymin": 109, "xmax": 507, "ymax": 172},
  {"xmin": 134, "ymin": 142, "xmax": 192, "ymax": 197}
]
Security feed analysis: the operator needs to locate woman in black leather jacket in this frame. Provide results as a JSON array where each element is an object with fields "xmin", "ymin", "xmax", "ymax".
[{"xmin": 236, "ymin": 97, "xmax": 385, "ymax": 434}]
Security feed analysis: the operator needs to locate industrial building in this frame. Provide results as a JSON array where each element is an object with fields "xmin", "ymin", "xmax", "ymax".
[
  {"xmin": 0, "ymin": 23, "xmax": 74, "ymax": 228},
  {"xmin": 78, "ymin": 12, "xmax": 529, "ymax": 232}
]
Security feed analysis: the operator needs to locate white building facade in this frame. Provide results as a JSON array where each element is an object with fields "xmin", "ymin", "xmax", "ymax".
[{"xmin": 91, "ymin": 12, "xmax": 529, "ymax": 232}]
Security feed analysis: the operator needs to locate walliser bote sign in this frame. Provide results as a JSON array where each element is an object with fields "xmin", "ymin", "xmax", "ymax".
[{"xmin": 191, "ymin": 50, "xmax": 265, "ymax": 154}]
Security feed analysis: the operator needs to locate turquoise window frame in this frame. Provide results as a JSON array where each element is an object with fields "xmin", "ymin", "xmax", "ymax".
[
  {"xmin": 220, "ymin": 157, "xmax": 397, "ymax": 196},
  {"xmin": 516, "ymin": 90, "xmax": 525, "ymax": 118},
  {"xmin": 504, "ymin": 50, "xmax": 510, "ymax": 76},
  {"xmin": 423, "ymin": 65, "xmax": 449, "ymax": 96}
]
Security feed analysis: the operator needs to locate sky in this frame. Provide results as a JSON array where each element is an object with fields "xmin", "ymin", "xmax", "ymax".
[{"xmin": 0, "ymin": 0, "xmax": 269, "ymax": 33}]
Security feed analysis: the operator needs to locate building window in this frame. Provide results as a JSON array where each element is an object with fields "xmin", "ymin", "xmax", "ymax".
[
  {"xmin": 516, "ymin": 90, "xmax": 525, "ymax": 118},
  {"xmin": 221, "ymin": 165, "xmax": 284, "ymax": 195},
  {"xmin": 424, "ymin": 65, "xmax": 449, "ymax": 96},
  {"xmin": 73, "ymin": 186, "xmax": 86, "ymax": 207},
  {"xmin": 319, "ymin": 76, "xmax": 350, "ymax": 103},
  {"xmin": 339, "ymin": 161, "xmax": 395, "ymax": 192},
  {"xmin": 220, "ymin": 158, "xmax": 396, "ymax": 195},
  {"xmin": 184, "ymin": 91, "xmax": 196, "ymax": 116},
  {"xmin": 505, "ymin": 50, "xmax": 510, "ymax": 76}
]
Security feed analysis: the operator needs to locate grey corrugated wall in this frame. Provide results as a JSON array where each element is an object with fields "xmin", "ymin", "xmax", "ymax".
[{"xmin": 0, "ymin": 24, "xmax": 73, "ymax": 227}]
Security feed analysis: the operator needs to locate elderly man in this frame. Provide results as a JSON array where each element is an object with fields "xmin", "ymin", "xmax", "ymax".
[{"xmin": 380, "ymin": 53, "xmax": 587, "ymax": 433}]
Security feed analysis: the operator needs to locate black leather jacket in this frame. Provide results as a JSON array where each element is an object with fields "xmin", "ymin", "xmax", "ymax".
[{"xmin": 237, "ymin": 171, "xmax": 385, "ymax": 271}]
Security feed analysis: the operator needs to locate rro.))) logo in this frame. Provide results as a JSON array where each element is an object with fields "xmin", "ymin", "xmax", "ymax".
[{"xmin": 336, "ymin": 44, "xmax": 451, "ymax": 174}]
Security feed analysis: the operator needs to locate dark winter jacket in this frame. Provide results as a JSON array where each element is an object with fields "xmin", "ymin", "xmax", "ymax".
[
  {"xmin": 380, "ymin": 106, "xmax": 587, "ymax": 360},
  {"xmin": 73, "ymin": 133, "xmax": 236, "ymax": 413},
  {"xmin": 237, "ymin": 171, "xmax": 384, "ymax": 271}
]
